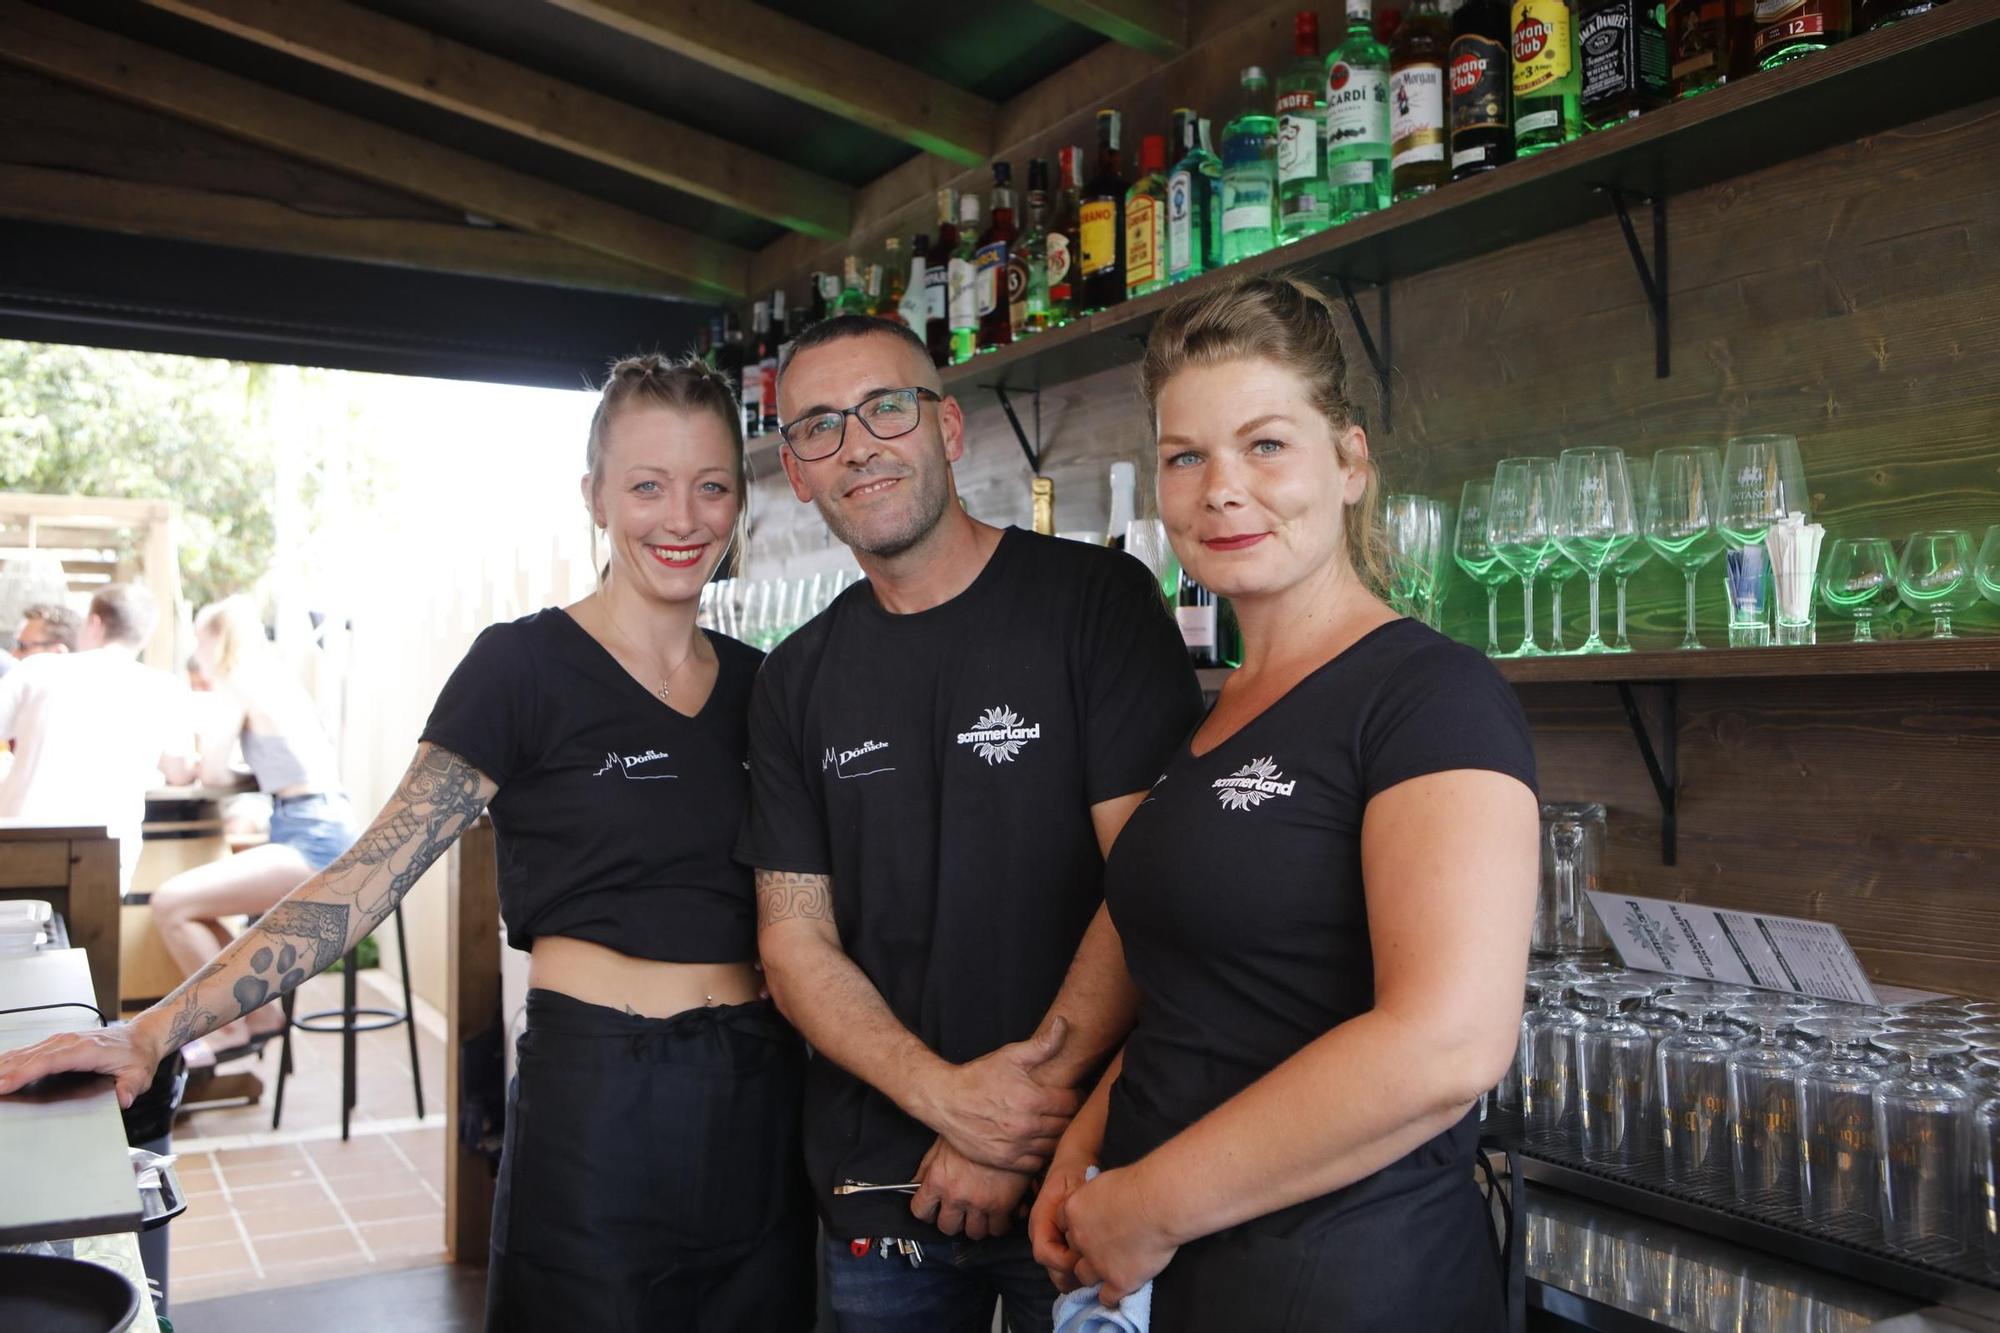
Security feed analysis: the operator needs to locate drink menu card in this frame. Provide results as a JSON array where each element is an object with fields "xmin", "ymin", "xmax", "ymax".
[{"xmin": 1585, "ymin": 891, "xmax": 1882, "ymax": 1006}]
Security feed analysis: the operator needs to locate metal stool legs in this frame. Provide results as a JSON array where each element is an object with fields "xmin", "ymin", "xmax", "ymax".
[{"xmin": 270, "ymin": 904, "xmax": 425, "ymax": 1140}]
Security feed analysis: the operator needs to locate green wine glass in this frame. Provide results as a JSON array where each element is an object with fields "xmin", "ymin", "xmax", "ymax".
[
  {"xmin": 1423, "ymin": 499, "xmax": 1453, "ymax": 630},
  {"xmin": 1644, "ymin": 446, "xmax": 1725, "ymax": 651},
  {"xmin": 1487, "ymin": 457, "xmax": 1560, "ymax": 658},
  {"xmin": 1609, "ymin": 456, "xmax": 1654, "ymax": 652},
  {"xmin": 1454, "ymin": 481, "xmax": 1511, "ymax": 655},
  {"xmin": 1896, "ymin": 529, "xmax": 1978, "ymax": 639},
  {"xmin": 1977, "ymin": 525, "xmax": 2000, "ymax": 607},
  {"xmin": 1817, "ymin": 537, "xmax": 1898, "ymax": 643},
  {"xmin": 1545, "ymin": 553, "xmax": 1581, "ymax": 653},
  {"xmin": 1554, "ymin": 446, "xmax": 1637, "ymax": 655}
]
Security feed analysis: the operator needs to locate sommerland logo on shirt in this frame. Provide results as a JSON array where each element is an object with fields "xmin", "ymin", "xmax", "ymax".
[
  {"xmin": 1213, "ymin": 757, "xmax": 1296, "ymax": 811},
  {"xmin": 955, "ymin": 705, "xmax": 1040, "ymax": 765}
]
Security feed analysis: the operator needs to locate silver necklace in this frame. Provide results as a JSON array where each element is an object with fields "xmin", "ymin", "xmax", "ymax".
[{"xmin": 606, "ymin": 604, "xmax": 702, "ymax": 703}]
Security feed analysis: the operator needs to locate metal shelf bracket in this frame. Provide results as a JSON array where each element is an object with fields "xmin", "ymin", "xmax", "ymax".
[
  {"xmin": 1594, "ymin": 185, "xmax": 1669, "ymax": 378},
  {"xmin": 987, "ymin": 383, "xmax": 1042, "ymax": 473},
  {"xmin": 1335, "ymin": 276, "xmax": 1393, "ymax": 433},
  {"xmin": 1615, "ymin": 681, "xmax": 1677, "ymax": 865}
]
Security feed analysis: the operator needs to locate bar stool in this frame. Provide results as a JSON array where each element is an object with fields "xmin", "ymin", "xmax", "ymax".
[{"xmin": 271, "ymin": 904, "xmax": 424, "ymax": 1140}]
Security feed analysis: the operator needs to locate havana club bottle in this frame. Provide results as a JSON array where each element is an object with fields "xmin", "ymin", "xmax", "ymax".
[
  {"xmin": 1450, "ymin": 0, "xmax": 1514, "ymax": 178},
  {"xmin": 1513, "ymin": 0, "xmax": 1583, "ymax": 153}
]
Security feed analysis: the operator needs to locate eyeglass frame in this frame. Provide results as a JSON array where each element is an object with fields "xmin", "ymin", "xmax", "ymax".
[{"xmin": 778, "ymin": 387, "xmax": 943, "ymax": 461}]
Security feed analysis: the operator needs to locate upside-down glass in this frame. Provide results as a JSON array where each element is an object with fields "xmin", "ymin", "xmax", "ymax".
[
  {"xmin": 1719, "ymin": 434, "xmax": 1811, "ymax": 648},
  {"xmin": 1978, "ymin": 525, "xmax": 2000, "ymax": 608},
  {"xmin": 1727, "ymin": 1001, "xmax": 1811, "ymax": 1206},
  {"xmin": 1576, "ymin": 980, "xmax": 1663, "ymax": 1164},
  {"xmin": 1794, "ymin": 1017, "xmax": 1886, "ymax": 1230},
  {"xmin": 1423, "ymin": 500, "xmax": 1453, "ymax": 629},
  {"xmin": 1872, "ymin": 1032, "xmax": 1972, "ymax": 1254},
  {"xmin": 1656, "ymin": 991, "xmax": 1752, "ymax": 1186},
  {"xmin": 1455, "ymin": 481, "xmax": 1511, "ymax": 656},
  {"xmin": 778, "ymin": 386, "xmax": 942, "ymax": 459},
  {"xmin": 1896, "ymin": 529, "xmax": 1980, "ymax": 640},
  {"xmin": 1644, "ymin": 447, "xmax": 1725, "ymax": 651},
  {"xmin": 1818, "ymin": 537, "xmax": 1900, "ymax": 644},
  {"xmin": 1488, "ymin": 458, "xmax": 1561, "ymax": 658},
  {"xmin": 1973, "ymin": 1051, "xmax": 2000, "ymax": 1260},
  {"xmin": 1609, "ymin": 456, "xmax": 1654, "ymax": 653},
  {"xmin": 1554, "ymin": 447, "xmax": 1638, "ymax": 655},
  {"xmin": 1522, "ymin": 970, "xmax": 1587, "ymax": 1143}
]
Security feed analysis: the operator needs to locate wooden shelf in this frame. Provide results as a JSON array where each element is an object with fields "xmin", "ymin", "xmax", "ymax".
[
  {"xmin": 1195, "ymin": 638, "xmax": 2000, "ymax": 692},
  {"xmin": 930, "ymin": 0, "xmax": 1999, "ymax": 414}
]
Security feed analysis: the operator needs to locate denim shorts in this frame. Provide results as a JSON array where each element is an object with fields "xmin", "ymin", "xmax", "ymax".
[{"xmin": 269, "ymin": 793, "xmax": 357, "ymax": 871}]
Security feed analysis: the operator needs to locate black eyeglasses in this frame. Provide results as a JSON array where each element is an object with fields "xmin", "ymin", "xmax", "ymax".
[{"xmin": 779, "ymin": 387, "xmax": 941, "ymax": 461}]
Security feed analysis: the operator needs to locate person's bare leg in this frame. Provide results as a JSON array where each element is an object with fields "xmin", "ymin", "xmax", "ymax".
[{"xmin": 151, "ymin": 844, "xmax": 318, "ymax": 1051}]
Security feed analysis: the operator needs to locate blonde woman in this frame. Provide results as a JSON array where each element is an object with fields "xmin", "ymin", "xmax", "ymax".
[{"xmin": 1029, "ymin": 279, "xmax": 1540, "ymax": 1331}]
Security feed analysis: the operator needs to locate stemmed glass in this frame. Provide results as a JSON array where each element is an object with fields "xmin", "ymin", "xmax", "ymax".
[
  {"xmin": 1422, "ymin": 500, "xmax": 1452, "ymax": 629},
  {"xmin": 1554, "ymin": 447, "xmax": 1637, "ymax": 655},
  {"xmin": 1655, "ymin": 990, "xmax": 1752, "ymax": 1187},
  {"xmin": 1609, "ymin": 456, "xmax": 1653, "ymax": 653},
  {"xmin": 1643, "ymin": 447, "xmax": 1725, "ymax": 651},
  {"xmin": 1727, "ymin": 1001, "xmax": 1812, "ymax": 1206},
  {"xmin": 1488, "ymin": 458, "xmax": 1560, "ymax": 658},
  {"xmin": 1575, "ymin": 979, "xmax": 1663, "ymax": 1164},
  {"xmin": 1383, "ymin": 494, "xmax": 1437, "ymax": 620},
  {"xmin": 1455, "ymin": 482, "xmax": 1511, "ymax": 656},
  {"xmin": 1521, "ymin": 968, "xmax": 1586, "ymax": 1142},
  {"xmin": 1977, "ymin": 525, "xmax": 2000, "ymax": 608},
  {"xmin": 1793, "ymin": 1017, "xmax": 1886, "ymax": 1229},
  {"xmin": 1871, "ymin": 1033, "xmax": 1972, "ymax": 1253},
  {"xmin": 1818, "ymin": 538, "xmax": 1899, "ymax": 643},
  {"xmin": 1896, "ymin": 530, "xmax": 1979, "ymax": 639},
  {"xmin": 1544, "ymin": 553, "xmax": 1581, "ymax": 653},
  {"xmin": 1719, "ymin": 434, "xmax": 1811, "ymax": 648}
]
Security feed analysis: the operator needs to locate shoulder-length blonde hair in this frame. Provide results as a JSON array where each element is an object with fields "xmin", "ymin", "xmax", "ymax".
[
  {"xmin": 1138, "ymin": 276, "xmax": 1391, "ymax": 593},
  {"xmin": 193, "ymin": 595, "xmax": 273, "ymax": 684}
]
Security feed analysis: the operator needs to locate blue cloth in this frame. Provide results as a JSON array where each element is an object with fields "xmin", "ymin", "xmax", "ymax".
[
  {"xmin": 1053, "ymin": 1281, "xmax": 1152, "ymax": 1333},
  {"xmin": 268, "ymin": 792, "xmax": 356, "ymax": 871}
]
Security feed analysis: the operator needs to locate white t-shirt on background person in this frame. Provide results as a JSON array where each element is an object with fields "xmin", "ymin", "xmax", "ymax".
[{"xmin": 0, "ymin": 649, "xmax": 193, "ymax": 892}]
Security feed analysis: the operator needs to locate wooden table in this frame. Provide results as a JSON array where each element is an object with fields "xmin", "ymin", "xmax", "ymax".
[
  {"xmin": 0, "ymin": 948, "xmax": 142, "ymax": 1244},
  {"xmin": 0, "ymin": 820, "xmax": 120, "ymax": 1015}
]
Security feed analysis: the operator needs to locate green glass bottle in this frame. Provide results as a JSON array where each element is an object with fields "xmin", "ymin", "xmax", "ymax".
[
  {"xmin": 1277, "ymin": 11, "xmax": 1334, "ymax": 243},
  {"xmin": 1326, "ymin": 0, "xmax": 1393, "ymax": 225},
  {"xmin": 1513, "ymin": 0, "xmax": 1584, "ymax": 154},
  {"xmin": 1220, "ymin": 67, "xmax": 1278, "ymax": 266},
  {"xmin": 948, "ymin": 192, "xmax": 981, "ymax": 365},
  {"xmin": 1166, "ymin": 109, "xmax": 1222, "ymax": 284}
]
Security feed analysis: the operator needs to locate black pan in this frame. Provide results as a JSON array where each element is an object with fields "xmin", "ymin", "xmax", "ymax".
[{"xmin": 0, "ymin": 1251, "xmax": 140, "ymax": 1333}]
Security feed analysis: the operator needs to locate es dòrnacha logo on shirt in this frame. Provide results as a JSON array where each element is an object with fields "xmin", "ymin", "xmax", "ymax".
[
  {"xmin": 954, "ymin": 705, "xmax": 1041, "ymax": 766},
  {"xmin": 593, "ymin": 748, "xmax": 677, "ymax": 780},
  {"xmin": 1212, "ymin": 756, "xmax": 1297, "ymax": 811},
  {"xmin": 823, "ymin": 739, "xmax": 894, "ymax": 780}
]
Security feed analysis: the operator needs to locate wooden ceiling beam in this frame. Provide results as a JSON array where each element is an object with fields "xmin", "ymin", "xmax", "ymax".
[
  {"xmin": 543, "ymin": 0, "xmax": 995, "ymax": 167},
  {"xmin": 0, "ymin": 164, "xmax": 699, "ymax": 299},
  {"xmin": 135, "ymin": 0, "xmax": 853, "ymax": 240},
  {"xmin": 1031, "ymin": 0, "xmax": 1187, "ymax": 56},
  {"xmin": 0, "ymin": 1, "xmax": 747, "ymax": 296}
]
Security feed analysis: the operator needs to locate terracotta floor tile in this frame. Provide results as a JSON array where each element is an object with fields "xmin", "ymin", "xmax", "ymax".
[
  {"xmin": 340, "ymin": 1190, "xmax": 439, "ymax": 1224},
  {"xmin": 169, "ymin": 1210, "xmax": 241, "ymax": 1248},
  {"xmin": 324, "ymin": 1167, "xmax": 430, "ymax": 1202},
  {"xmin": 216, "ymin": 1158, "xmax": 320, "ymax": 1191},
  {"xmin": 213, "ymin": 1142, "xmax": 306, "ymax": 1166},
  {"xmin": 256, "ymin": 1255, "xmax": 373, "ymax": 1292},
  {"xmin": 173, "ymin": 1239, "xmax": 255, "ymax": 1279},
  {"xmin": 230, "ymin": 1191, "xmax": 344, "ymax": 1234},
  {"xmin": 253, "ymin": 1226, "xmax": 363, "ymax": 1268},
  {"xmin": 359, "ymin": 1216, "xmax": 449, "ymax": 1258}
]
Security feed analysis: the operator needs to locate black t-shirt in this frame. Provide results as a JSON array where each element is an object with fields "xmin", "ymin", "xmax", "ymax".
[
  {"xmin": 420, "ymin": 609, "xmax": 764, "ymax": 963},
  {"xmin": 1101, "ymin": 620, "xmax": 1536, "ymax": 1303},
  {"xmin": 737, "ymin": 527, "xmax": 1202, "ymax": 1240}
]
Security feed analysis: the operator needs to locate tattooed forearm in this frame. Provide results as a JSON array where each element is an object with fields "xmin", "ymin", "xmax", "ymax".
[
  {"xmin": 317, "ymin": 745, "xmax": 491, "ymax": 932},
  {"xmin": 756, "ymin": 870, "xmax": 834, "ymax": 927}
]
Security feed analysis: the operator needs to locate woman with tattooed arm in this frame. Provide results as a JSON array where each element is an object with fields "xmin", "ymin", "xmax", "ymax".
[{"xmin": 0, "ymin": 355, "xmax": 815, "ymax": 1332}]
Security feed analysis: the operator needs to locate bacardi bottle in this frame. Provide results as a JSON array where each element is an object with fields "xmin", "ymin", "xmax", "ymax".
[
  {"xmin": 1221, "ymin": 68, "xmax": 1278, "ymax": 264},
  {"xmin": 1015, "ymin": 159, "xmax": 1050, "ymax": 336},
  {"xmin": 1512, "ymin": 0, "xmax": 1583, "ymax": 153},
  {"xmin": 1750, "ymin": 0, "xmax": 1845, "ymax": 66},
  {"xmin": 1326, "ymin": 0, "xmax": 1393, "ymax": 225},
  {"xmin": 1047, "ymin": 147, "xmax": 1083, "ymax": 326},
  {"xmin": 1450, "ymin": 0, "xmax": 1514, "ymax": 178},
  {"xmin": 1079, "ymin": 111, "xmax": 1128, "ymax": 314},
  {"xmin": 1666, "ymin": 0, "xmax": 1731, "ymax": 97},
  {"xmin": 1390, "ymin": 0, "xmax": 1449, "ymax": 200},
  {"xmin": 1278, "ymin": 11, "xmax": 1334, "ymax": 243},
  {"xmin": 949, "ymin": 192, "xmax": 982, "ymax": 364},
  {"xmin": 1580, "ymin": 0, "xmax": 1667, "ymax": 128},
  {"xmin": 976, "ymin": 162, "xmax": 1017, "ymax": 353},
  {"xmin": 1125, "ymin": 135, "xmax": 1168, "ymax": 301},
  {"xmin": 1167, "ymin": 109, "xmax": 1222, "ymax": 284}
]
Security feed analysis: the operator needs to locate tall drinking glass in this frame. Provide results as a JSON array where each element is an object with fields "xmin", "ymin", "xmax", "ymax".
[
  {"xmin": 1719, "ymin": 434, "xmax": 1810, "ymax": 648},
  {"xmin": 1383, "ymin": 494, "xmax": 1436, "ymax": 619},
  {"xmin": 1575, "ymin": 980, "xmax": 1657, "ymax": 1164},
  {"xmin": 1422, "ymin": 500, "xmax": 1452, "ymax": 629},
  {"xmin": 1522, "ymin": 969, "xmax": 1586, "ymax": 1143},
  {"xmin": 1872, "ymin": 1033, "xmax": 1972, "ymax": 1254},
  {"xmin": 1656, "ymin": 991, "xmax": 1751, "ymax": 1187},
  {"xmin": 1978, "ymin": 524, "xmax": 2000, "ymax": 608},
  {"xmin": 1794, "ymin": 1017, "xmax": 1886, "ymax": 1230},
  {"xmin": 1972, "ymin": 1051, "xmax": 2000, "ymax": 1261},
  {"xmin": 1609, "ymin": 456, "xmax": 1654, "ymax": 653},
  {"xmin": 1727, "ymin": 1001, "xmax": 1811, "ymax": 1206},
  {"xmin": 1554, "ymin": 447, "xmax": 1637, "ymax": 655},
  {"xmin": 1488, "ymin": 458, "xmax": 1560, "ymax": 658},
  {"xmin": 1644, "ymin": 446, "xmax": 1725, "ymax": 651},
  {"xmin": 1818, "ymin": 537, "xmax": 1899, "ymax": 644},
  {"xmin": 1454, "ymin": 481, "xmax": 1512, "ymax": 656},
  {"xmin": 1896, "ymin": 530, "xmax": 1979, "ymax": 639}
]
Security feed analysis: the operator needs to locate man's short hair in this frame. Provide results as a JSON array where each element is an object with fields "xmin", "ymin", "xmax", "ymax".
[
  {"xmin": 89, "ymin": 583, "xmax": 159, "ymax": 649},
  {"xmin": 777, "ymin": 315, "xmax": 934, "ymax": 391},
  {"xmin": 18, "ymin": 603, "xmax": 80, "ymax": 651}
]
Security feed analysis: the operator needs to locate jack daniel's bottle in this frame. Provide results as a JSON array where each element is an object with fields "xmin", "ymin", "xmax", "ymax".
[{"xmin": 1579, "ymin": 0, "xmax": 1667, "ymax": 129}]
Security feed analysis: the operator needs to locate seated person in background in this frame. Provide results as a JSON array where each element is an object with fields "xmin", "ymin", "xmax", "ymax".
[
  {"xmin": 15, "ymin": 603, "xmax": 80, "ymax": 657},
  {"xmin": 0, "ymin": 584, "xmax": 196, "ymax": 890},
  {"xmin": 150, "ymin": 595, "xmax": 358, "ymax": 1061}
]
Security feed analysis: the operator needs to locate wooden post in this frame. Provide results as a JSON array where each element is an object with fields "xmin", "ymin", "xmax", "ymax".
[
  {"xmin": 444, "ymin": 816, "xmax": 501, "ymax": 1266},
  {"xmin": 65, "ymin": 837, "xmax": 121, "ymax": 1019}
]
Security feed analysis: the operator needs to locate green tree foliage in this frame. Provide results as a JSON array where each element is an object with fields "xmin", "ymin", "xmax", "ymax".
[{"xmin": 0, "ymin": 341, "xmax": 277, "ymax": 607}]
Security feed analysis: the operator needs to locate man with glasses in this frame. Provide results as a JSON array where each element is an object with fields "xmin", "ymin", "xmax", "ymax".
[{"xmin": 740, "ymin": 315, "xmax": 1199, "ymax": 1332}]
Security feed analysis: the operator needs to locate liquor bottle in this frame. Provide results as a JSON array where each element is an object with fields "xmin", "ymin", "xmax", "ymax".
[
  {"xmin": 1326, "ymin": 0, "xmax": 1393, "ymax": 224},
  {"xmin": 1278, "ymin": 13, "xmax": 1334, "ymax": 244},
  {"xmin": 835, "ymin": 256, "xmax": 870, "ymax": 316},
  {"xmin": 760, "ymin": 289, "xmax": 784, "ymax": 434},
  {"xmin": 1857, "ymin": 0, "xmax": 1933, "ymax": 30},
  {"xmin": 949, "ymin": 191, "xmax": 982, "ymax": 364},
  {"xmin": 977, "ymin": 162, "xmax": 1018, "ymax": 353},
  {"xmin": 1176, "ymin": 567, "xmax": 1221, "ymax": 667},
  {"xmin": 1750, "ymin": 0, "xmax": 1845, "ymax": 66},
  {"xmin": 875, "ymin": 237, "xmax": 905, "ymax": 321},
  {"xmin": 1167, "ymin": 109, "xmax": 1223, "ymax": 284},
  {"xmin": 1079, "ymin": 111, "xmax": 1128, "ymax": 314},
  {"xmin": 717, "ymin": 311, "xmax": 745, "ymax": 416},
  {"xmin": 1666, "ymin": 0, "xmax": 1732, "ymax": 96},
  {"xmin": 805, "ymin": 274, "xmax": 828, "ymax": 328},
  {"xmin": 1512, "ymin": 0, "xmax": 1583, "ymax": 153},
  {"xmin": 1220, "ymin": 68, "xmax": 1278, "ymax": 265},
  {"xmin": 924, "ymin": 190, "xmax": 958, "ymax": 368},
  {"xmin": 1390, "ymin": 0, "xmax": 1449, "ymax": 200},
  {"xmin": 1580, "ymin": 0, "xmax": 1668, "ymax": 128},
  {"xmin": 1125, "ymin": 135, "xmax": 1169, "ymax": 301},
  {"xmin": 743, "ymin": 298, "xmax": 768, "ymax": 438},
  {"xmin": 1047, "ymin": 147, "xmax": 1083, "ymax": 326},
  {"xmin": 1450, "ymin": 0, "xmax": 1513, "ymax": 178},
  {"xmin": 1106, "ymin": 461, "xmax": 1136, "ymax": 550},
  {"xmin": 1017, "ymin": 159, "xmax": 1052, "ymax": 335},
  {"xmin": 899, "ymin": 234, "xmax": 929, "ymax": 330}
]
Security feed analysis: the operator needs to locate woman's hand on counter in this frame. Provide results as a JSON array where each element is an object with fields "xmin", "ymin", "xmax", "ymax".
[
  {"xmin": 1060, "ymin": 1161, "xmax": 1180, "ymax": 1307},
  {"xmin": 0, "ymin": 1020, "xmax": 165, "ymax": 1108}
]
